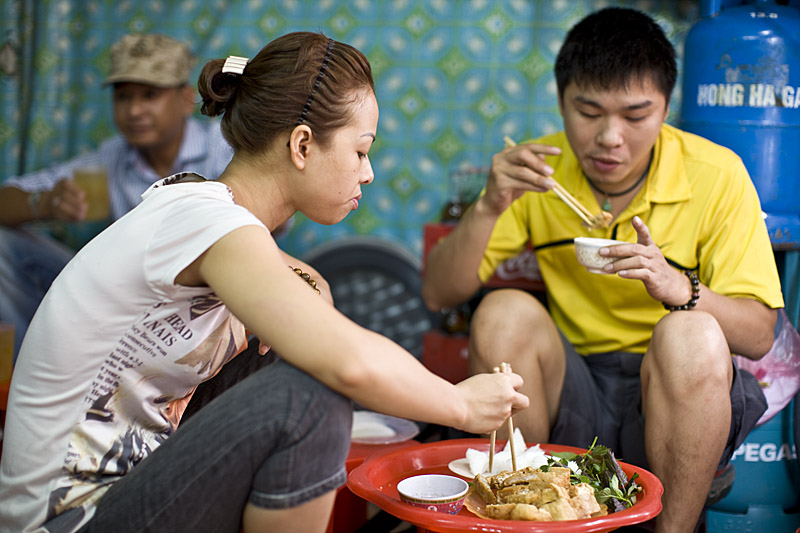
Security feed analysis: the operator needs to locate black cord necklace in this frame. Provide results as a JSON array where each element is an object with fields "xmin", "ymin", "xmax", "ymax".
[{"xmin": 586, "ymin": 151, "xmax": 653, "ymax": 212}]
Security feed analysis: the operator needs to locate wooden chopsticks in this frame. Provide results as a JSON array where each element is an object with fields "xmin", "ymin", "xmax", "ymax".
[
  {"xmin": 489, "ymin": 362, "xmax": 517, "ymax": 473},
  {"xmin": 552, "ymin": 187, "xmax": 595, "ymax": 226},
  {"xmin": 489, "ymin": 367, "xmax": 499, "ymax": 473},
  {"xmin": 501, "ymin": 362, "xmax": 518, "ymax": 471},
  {"xmin": 503, "ymin": 136, "xmax": 610, "ymax": 229}
]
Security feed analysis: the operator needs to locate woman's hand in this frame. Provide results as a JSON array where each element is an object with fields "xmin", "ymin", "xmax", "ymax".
[{"xmin": 454, "ymin": 371, "xmax": 529, "ymax": 435}]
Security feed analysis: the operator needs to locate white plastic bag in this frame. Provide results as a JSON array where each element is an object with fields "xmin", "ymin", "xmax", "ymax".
[{"xmin": 734, "ymin": 309, "xmax": 800, "ymax": 425}]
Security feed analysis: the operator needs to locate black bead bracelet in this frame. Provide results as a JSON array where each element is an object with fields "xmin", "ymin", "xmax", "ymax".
[{"xmin": 663, "ymin": 270, "xmax": 700, "ymax": 311}]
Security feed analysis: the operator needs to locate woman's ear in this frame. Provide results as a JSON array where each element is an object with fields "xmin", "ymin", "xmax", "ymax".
[{"xmin": 288, "ymin": 125, "xmax": 313, "ymax": 170}]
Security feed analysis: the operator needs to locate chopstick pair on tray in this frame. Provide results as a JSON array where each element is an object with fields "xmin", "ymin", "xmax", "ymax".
[
  {"xmin": 489, "ymin": 362, "xmax": 517, "ymax": 473},
  {"xmin": 503, "ymin": 136, "xmax": 612, "ymax": 230}
]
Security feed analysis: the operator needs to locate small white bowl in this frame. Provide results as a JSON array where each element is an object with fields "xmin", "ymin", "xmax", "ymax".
[
  {"xmin": 396, "ymin": 474, "xmax": 469, "ymax": 514},
  {"xmin": 574, "ymin": 237, "xmax": 628, "ymax": 274}
]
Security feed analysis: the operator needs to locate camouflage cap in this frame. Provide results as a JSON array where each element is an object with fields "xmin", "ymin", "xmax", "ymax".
[{"xmin": 103, "ymin": 33, "xmax": 195, "ymax": 88}]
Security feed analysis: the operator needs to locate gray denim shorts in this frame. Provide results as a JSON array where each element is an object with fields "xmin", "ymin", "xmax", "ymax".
[
  {"xmin": 549, "ymin": 334, "xmax": 767, "ymax": 471},
  {"xmin": 66, "ymin": 339, "xmax": 353, "ymax": 533}
]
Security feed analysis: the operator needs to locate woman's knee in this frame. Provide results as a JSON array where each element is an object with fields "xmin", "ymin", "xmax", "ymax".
[
  {"xmin": 312, "ymin": 379, "xmax": 352, "ymax": 443},
  {"xmin": 249, "ymin": 364, "xmax": 351, "ymax": 510},
  {"xmin": 231, "ymin": 359, "xmax": 353, "ymax": 456},
  {"xmin": 282, "ymin": 362, "xmax": 352, "ymax": 438}
]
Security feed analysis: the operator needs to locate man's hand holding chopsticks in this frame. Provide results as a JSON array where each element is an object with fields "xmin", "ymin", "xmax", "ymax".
[
  {"xmin": 453, "ymin": 370, "xmax": 529, "ymax": 435},
  {"xmin": 477, "ymin": 140, "xmax": 562, "ymax": 217}
]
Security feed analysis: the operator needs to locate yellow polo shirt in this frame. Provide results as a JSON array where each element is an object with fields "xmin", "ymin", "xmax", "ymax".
[{"xmin": 479, "ymin": 123, "xmax": 784, "ymax": 355}]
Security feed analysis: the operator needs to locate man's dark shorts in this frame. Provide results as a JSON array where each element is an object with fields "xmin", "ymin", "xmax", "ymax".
[{"xmin": 550, "ymin": 333, "xmax": 767, "ymax": 471}]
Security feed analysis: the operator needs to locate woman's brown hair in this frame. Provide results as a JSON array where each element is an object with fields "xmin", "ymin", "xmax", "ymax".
[{"xmin": 198, "ymin": 32, "xmax": 374, "ymax": 154}]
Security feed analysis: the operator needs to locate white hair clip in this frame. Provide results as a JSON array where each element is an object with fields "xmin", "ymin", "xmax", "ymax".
[{"xmin": 222, "ymin": 55, "xmax": 249, "ymax": 75}]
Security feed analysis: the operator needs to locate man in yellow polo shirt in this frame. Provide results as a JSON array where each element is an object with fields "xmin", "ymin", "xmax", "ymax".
[{"xmin": 422, "ymin": 7, "xmax": 783, "ymax": 533}]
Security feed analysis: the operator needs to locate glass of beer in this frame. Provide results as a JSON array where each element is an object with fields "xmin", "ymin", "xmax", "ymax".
[{"xmin": 73, "ymin": 166, "xmax": 110, "ymax": 221}]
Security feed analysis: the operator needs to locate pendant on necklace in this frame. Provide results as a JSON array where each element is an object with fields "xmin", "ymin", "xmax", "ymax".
[{"xmin": 602, "ymin": 197, "xmax": 612, "ymax": 212}]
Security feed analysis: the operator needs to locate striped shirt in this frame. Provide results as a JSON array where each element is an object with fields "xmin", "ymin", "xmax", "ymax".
[{"xmin": 3, "ymin": 118, "xmax": 233, "ymax": 220}]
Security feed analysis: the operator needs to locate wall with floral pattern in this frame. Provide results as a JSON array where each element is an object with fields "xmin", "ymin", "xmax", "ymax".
[
  {"xmin": 2, "ymin": 0, "xmax": 797, "ymax": 322},
  {"xmin": 0, "ymin": 0, "xmax": 698, "ymax": 250}
]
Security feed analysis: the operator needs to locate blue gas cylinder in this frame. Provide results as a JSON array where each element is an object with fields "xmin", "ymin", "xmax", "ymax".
[
  {"xmin": 705, "ymin": 399, "xmax": 800, "ymax": 531},
  {"xmin": 680, "ymin": 0, "xmax": 800, "ymax": 250}
]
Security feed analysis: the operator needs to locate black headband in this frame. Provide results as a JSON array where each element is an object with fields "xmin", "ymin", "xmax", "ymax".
[{"xmin": 296, "ymin": 38, "xmax": 335, "ymax": 126}]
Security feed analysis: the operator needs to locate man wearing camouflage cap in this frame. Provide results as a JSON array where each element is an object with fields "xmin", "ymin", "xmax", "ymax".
[
  {"xmin": 0, "ymin": 33, "xmax": 233, "ymax": 358},
  {"xmin": 104, "ymin": 33, "xmax": 195, "ymax": 88}
]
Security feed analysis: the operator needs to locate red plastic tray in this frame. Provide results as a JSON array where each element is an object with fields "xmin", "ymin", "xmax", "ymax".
[{"xmin": 348, "ymin": 439, "xmax": 663, "ymax": 532}]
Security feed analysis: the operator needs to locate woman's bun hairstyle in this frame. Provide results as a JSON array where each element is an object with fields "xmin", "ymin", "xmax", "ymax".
[{"xmin": 198, "ymin": 59, "xmax": 242, "ymax": 118}]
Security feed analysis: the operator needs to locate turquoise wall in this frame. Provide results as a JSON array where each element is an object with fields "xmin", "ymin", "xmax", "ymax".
[
  {"xmin": 1, "ymin": 0, "xmax": 797, "ymax": 323},
  {"xmin": 0, "ymin": 0, "xmax": 698, "ymax": 254}
]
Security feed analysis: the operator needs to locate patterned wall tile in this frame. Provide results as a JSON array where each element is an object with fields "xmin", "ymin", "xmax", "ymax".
[{"xmin": 1, "ymin": 0, "xmax": 700, "ymax": 260}]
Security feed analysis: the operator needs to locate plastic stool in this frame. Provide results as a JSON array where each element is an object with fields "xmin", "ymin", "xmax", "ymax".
[{"xmin": 706, "ymin": 399, "xmax": 800, "ymax": 531}]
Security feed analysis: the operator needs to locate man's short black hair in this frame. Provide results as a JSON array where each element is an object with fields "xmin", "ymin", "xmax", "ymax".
[{"xmin": 555, "ymin": 7, "xmax": 677, "ymax": 103}]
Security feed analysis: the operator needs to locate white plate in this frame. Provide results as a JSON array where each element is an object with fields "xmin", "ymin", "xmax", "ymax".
[
  {"xmin": 448, "ymin": 458, "xmax": 475, "ymax": 478},
  {"xmin": 447, "ymin": 439, "xmax": 551, "ymax": 479},
  {"xmin": 351, "ymin": 411, "xmax": 420, "ymax": 445}
]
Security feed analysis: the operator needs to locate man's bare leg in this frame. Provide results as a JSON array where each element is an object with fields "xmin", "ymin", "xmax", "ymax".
[
  {"xmin": 242, "ymin": 490, "xmax": 337, "ymax": 533},
  {"xmin": 642, "ymin": 311, "xmax": 733, "ymax": 533},
  {"xmin": 469, "ymin": 289, "xmax": 566, "ymax": 441}
]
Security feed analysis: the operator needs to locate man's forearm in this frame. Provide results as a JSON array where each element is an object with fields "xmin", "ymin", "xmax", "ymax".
[
  {"xmin": 422, "ymin": 198, "xmax": 500, "ymax": 311},
  {"xmin": 0, "ymin": 186, "xmax": 45, "ymax": 226},
  {"xmin": 693, "ymin": 286, "xmax": 777, "ymax": 359}
]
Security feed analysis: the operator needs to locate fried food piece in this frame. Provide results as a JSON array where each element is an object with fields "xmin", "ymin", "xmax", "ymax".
[
  {"xmin": 487, "ymin": 502, "xmax": 555, "ymax": 521},
  {"xmin": 540, "ymin": 498, "xmax": 578, "ymax": 521},
  {"xmin": 585, "ymin": 210, "xmax": 613, "ymax": 230},
  {"xmin": 475, "ymin": 466, "xmax": 605, "ymax": 522},
  {"xmin": 569, "ymin": 482, "xmax": 603, "ymax": 519},
  {"xmin": 474, "ymin": 473, "xmax": 497, "ymax": 505},
  {"xmin": 539, "ymin": 483, "xmax": 577, "ymax": 520},
  {"xmin": 509, "ymin": 503, "xmax": 553, "ymax": 521},
  {"xmin": 592, "ymin": 502, "xmax": 609, "ymax": 518},
  {"xmin": 489, "ymin": 469, "xmax": 519, "ymax": 490},
  {"xmin": 496, "ymin": 483, "xmax": 531, "ymax": 501},
  {"xmin": 497, "ymin": 467, "xmax": 539, "ymax": 486},
  {"xmin": 485, "ymin": 503, "xmax": 516, "ymax": 520},
  {"xmin": 498, "ymin": 466, "xmax": 571, "ymax": 491},
  {"xmin": 498, "ymin": 484, "xmax": 558, "ymax": 506}
]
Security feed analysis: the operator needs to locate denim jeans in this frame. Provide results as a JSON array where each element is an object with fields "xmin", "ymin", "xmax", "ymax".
[
  {"xmin": 0, "ymin": 226, "xmax": 75, "ymax": 359},
  {"xmin": 59, "ymin": 339, "xmax": 353, "ymax": 533}
]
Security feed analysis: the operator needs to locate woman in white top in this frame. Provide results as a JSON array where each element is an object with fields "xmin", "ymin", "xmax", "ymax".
[{"xmin": 0, "ymin": 31, "xmax": 529, "ymax": 533}]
